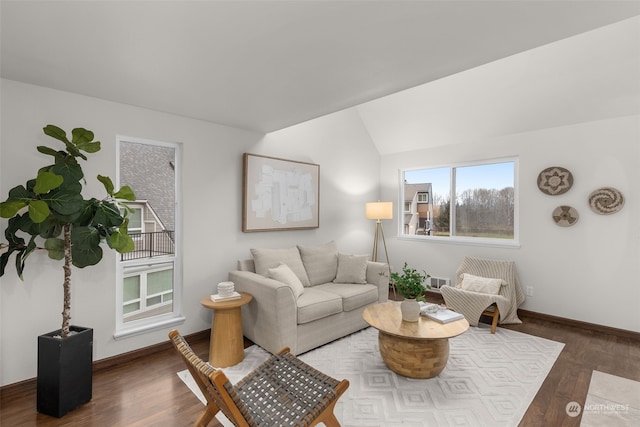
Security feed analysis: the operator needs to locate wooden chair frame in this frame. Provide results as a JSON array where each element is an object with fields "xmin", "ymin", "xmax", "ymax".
[
  {"xmin": 482, "ymin": 305, "xmax": 500, "ymax": 334},
  {"xmin": 169, "ymin": 330, "xmax": 349, "ymax": 427}
]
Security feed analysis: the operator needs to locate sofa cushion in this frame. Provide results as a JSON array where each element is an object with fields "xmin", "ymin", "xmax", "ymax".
[
  {"xmin": 296, "ymin": 288, "xmax": 343, "ymax": 324},
  {"xmin": 333, "ymin": 253, "xmax": 368, "ymax": 284},
  {"xmin": 251, "ymin": 247, "xmax": 311, "ymax": 287},
  {"xmin": 298, "ymin": 241, "xmax": 338, "ymax": 286},
  {"xmin": 459, "ymin": 273, "xmax": 505, "ymax": 295},
  {"xmin": 314, "ymin": 283, "xmax": 379, "ymax": 312},
  {"xmin": 267, "ymin": 263, "xmax": 305, "ymax": 299}
]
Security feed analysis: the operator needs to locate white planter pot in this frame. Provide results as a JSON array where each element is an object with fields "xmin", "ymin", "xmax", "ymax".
[{"xmin": 400, "ymin": 299, "xmax": 420, "ymax": 322}]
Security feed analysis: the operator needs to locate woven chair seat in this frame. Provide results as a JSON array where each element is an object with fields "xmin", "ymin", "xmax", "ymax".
[
  {"xmin": 169, "ymin": 329, "xmax": 348, "ymax": 427},
  {"xmin": 230, "ymin": 351, "xmax": 341, "ymax": 426}
]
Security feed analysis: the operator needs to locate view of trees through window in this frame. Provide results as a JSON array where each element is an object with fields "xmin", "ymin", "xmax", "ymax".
[{"xmin": 402, "ymin": 160, "xmax": 516, "ymax": 240}]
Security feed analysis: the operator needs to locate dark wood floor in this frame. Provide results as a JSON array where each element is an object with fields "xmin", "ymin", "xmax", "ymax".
[{"xmin": 2, "ymin": 293, "xmax": 639, "ymax": 426}]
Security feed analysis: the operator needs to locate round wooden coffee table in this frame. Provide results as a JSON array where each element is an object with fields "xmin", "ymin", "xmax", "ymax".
[{"xmin": 363, "ymin": 301, "xmax": 469, "ymax": 378}]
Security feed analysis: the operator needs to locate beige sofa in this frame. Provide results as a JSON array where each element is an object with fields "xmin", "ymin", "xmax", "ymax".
[{"xmin": 228, "ymin": 241, "xmax": 389, "ymax": 355}]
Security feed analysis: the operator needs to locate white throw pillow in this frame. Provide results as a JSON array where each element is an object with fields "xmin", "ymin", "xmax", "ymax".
[
  {"xmin": 251, "ymin": 247, "xmax": 311, "ymax": 287},
  {"xmin": 268, "ymin": 263, "xmax": 305, "ymax": 299},
  {"xmin": 459, "ymin": 273, "xmax": 505, "ymax": 295},
  {"xmin": 333, "ymin": 253, "xmax": 368, "ymax": 284},
  {"xmin": 298, "ymin": 241, "xmax": 338, "ymax": 285}
]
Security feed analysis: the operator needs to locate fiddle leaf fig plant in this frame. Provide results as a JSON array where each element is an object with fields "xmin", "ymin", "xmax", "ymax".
[{"xmin": 0, "ymin": 125, "xmax": 136, "ymax": 338}]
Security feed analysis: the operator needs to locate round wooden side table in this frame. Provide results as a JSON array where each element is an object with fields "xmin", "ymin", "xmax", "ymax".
[{"xmin": 200, "ymin": 292, "xmax": 253, "ymax": 367}]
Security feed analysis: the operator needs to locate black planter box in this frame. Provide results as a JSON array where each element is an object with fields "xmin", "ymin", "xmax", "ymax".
[{"xmin": 37, "ymin": 326, "xmax": 93, "ymax": 418}]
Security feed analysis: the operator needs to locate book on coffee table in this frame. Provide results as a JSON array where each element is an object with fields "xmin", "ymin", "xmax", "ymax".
[
  {"xmin": 210, "ymin": 291, "xmax": 242, "ymax": 302},
  {"xmin": 425, "ymin": 308, "xmax": 464, "ymax": 324}
]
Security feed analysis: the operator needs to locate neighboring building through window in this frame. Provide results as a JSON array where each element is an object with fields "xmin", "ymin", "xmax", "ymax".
[
  {"xmin": 115, "ymin": 136, "xmax": 183, "ymax": 338},
  {"xmin": 401, "ymin": 159, "xmax": 517, "ymax": 243}
]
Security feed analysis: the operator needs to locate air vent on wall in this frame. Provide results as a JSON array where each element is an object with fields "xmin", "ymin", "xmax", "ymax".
[{"xmin": 428, "ymin": 276, "xmax": 450, "ymax": 292}]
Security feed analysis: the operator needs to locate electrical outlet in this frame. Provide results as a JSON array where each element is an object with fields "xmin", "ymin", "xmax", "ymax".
[{"xmin": 526, "ymin": 286, "xmax": 534, "ymax": 297}]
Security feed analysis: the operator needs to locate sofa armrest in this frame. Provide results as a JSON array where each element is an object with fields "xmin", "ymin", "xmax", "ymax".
[
  {"xmin": 228, "ymin": 270, "xmax": 299, "ymax": 354},
  {"xmin": 366, "ymin": 261, "xmax": 390, "ymax": 303}
]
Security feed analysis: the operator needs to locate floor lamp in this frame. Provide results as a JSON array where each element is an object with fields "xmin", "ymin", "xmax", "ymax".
[{"xmin": 365, "ymin": 201, "xmax": 393, "ymax": 273}]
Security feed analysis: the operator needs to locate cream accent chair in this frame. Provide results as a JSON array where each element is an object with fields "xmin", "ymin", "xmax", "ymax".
[{"xmin": 441, "ymin": 256, "xmax": 525, "ymax": 333}]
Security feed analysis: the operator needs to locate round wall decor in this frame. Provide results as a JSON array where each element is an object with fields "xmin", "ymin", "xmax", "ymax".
[
  {"xmin": 552, "ymin": 205, "xmax": 579, "ymax": 227},
  {"xmin": 588, "ymin": 187, "xmax": 624, "ymax": 215},
  {"xmin": 537, "ymin": 166, "xmax": 573, "ymax": 195}
]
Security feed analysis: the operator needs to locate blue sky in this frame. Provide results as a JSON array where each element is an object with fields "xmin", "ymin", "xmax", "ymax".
[{"xmin": 404, "ymin": 161, "xmax": 514, "ymax": 202}]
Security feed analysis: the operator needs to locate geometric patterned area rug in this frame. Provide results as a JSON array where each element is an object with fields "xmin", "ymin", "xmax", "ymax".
[{"xmin": 178, "ymin": 325, "xmax": 564, "ymax": 427}]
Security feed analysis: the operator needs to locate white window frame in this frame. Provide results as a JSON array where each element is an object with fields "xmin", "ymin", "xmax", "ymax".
[
  {"xmin": 123, "ymin": 262, "xmax": 174, "ymax": 319},
  {"xmin": 127, "ymin": 206, "xmax": 144, "ymax": 233},
  {"xmin": 114, "ymin": 135, "xmax": 184, "ymax": 339},
  {"xmin": 398, "ymin": 157, "xmax": 519, "ymax": 248}
]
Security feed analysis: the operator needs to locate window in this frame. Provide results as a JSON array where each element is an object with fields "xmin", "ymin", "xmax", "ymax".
[
  {"xmin": 127, "ymin": 206, "xmax": 143, "ymax": 233},
  {"xmin": 123, "ymin": 263, "xmax": 174, "ymax": 321},
  {"xmin": 400, "ymin": 159, "xmax": 517, "ymax": 243},
  {"xmin": 115, "ymin": 136, "xmax": 184, "ymax": 338}
]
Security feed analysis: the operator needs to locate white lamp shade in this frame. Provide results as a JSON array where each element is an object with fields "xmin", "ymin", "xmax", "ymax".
[{"xmin": 366, "ymin": 202, "xmax": 393, "ymax": 220}]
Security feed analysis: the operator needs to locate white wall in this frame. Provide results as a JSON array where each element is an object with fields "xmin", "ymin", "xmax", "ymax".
[
  {"xmin": 0, "ymin": 79, "xmax": 380, "ymax": 386},
  {"xmin": 380, "ymin": 115, "xmax": 640, "ymax": 333}
]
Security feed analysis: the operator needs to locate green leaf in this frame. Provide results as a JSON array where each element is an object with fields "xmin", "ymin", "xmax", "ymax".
[
  {"xmin": 114, "ymin": 185, "xmax": 135, "ymax": 201},
  {"xmin": 44, "ymin": 238, "xmax": 65, "ymax": 260},
  {"xmin": 6, "ymin": 216, "xmax": 28, "ymax": 243},
  {"xmin": 51, "ymin": 160, "xmax": 83, "ymax": 183},
  {"xmin": 36, "ymin": 217, "xmax": 63, "ymax": 239},
  {"xmin": 81, "ymin": 141, "xmax": 101, "ymax": 153},
  {"xmin": 20, "ymin": 237, "xmax": 37, "ymax": 268},
  {"xmin": 93, "ymin": 201, "xmax": 124, "ymax": 228},
  {"xmin": 72, "ymin": 128, "xmax": 100, "ymax": 155},
  {"xmin": 37, "ymin": 145, "xmax": 65, "ymax": 161},
  {"xmin": 28, "ymin": 200, "xmax": 50, "ymax": 223},
  {"xmin": 44, "ymin": 190, "xmax": 84, "ymax": 216},
  {"xmin": 0, "ymin": 250, "xmax": 13, "ymax": 277},
  {"xmin": 72, "ymin": 245, "xmax": 103, "ymax": 268},
  {"xmin": 8, "ymin": 185, "xmax": 31, "ymax": 199},
  {"xmin": 97, "ymin": 175, "xmax": 114, "ymax": 195},
  {"xmin": 33, "ymin": 171, "xmax": 63, "ymax": 194},
  {"xmin": 71, "ymin": 225, "xmax": 100, "ymax": 250},
  {"xmin": 15, "ymin": 248, "xmax": 27, "ymax": 280},
  {"xmin": 0, "ymin": 200, "xmax": 27, "ymax": 218},
  {"xmin": 71, "ymin": 127, "xmax": 94, "ymax": 145},
  {"xmin": 110, "ymin": 230, "xmax": 134, "ymax": 253},
  {"xmin": 43, "ymin": 124, "xmax": 69, "ymax": 144}
]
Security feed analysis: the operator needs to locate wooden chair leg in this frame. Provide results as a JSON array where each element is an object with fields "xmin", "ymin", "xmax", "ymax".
[
  {"xmin": 319, "ymin": 412, "xmax": 341, "ymax": 427},
  {"xmin": 490, "ymin": 307, "xmax": 500, "ymax": 334},
  {"xmin": 311, "ymin": 380, "xmax": 347, "ymax": 427},
  {"xmin": 195, "ymin": 403, "xmax": 219, "ymax": 427}
]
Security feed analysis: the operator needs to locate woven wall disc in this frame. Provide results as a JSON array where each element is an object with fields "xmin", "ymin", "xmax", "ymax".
[
  {"xmin": 588, "ymin": 187, "xmax": 624, "ymax": 215},
  {"xmin": 537, "ymin": 166, "xmax": 573, "ymax": 195},
  {"xmin": 552, "ymin": 205, "xmax": 579, "ymax": 227}
]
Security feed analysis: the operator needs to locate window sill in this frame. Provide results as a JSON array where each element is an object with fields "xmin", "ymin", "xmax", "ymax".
[
  {"xmin": 397, "ymin": 234, "xmax": 520, "ymax": 249},
  {"xmin": 113, "ymin": 315, "xmax": 186, "ymax": 340}
]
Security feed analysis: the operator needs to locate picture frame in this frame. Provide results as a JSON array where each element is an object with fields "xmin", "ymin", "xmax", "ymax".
[{"xmin": 242, "ymin": 153, "xmax": 320, "ymax": 232}]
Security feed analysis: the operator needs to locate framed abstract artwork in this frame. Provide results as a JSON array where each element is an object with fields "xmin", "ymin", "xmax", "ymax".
[{"xmin": 242, "ymin": 153, "xmax": 320, "ymax": 232}]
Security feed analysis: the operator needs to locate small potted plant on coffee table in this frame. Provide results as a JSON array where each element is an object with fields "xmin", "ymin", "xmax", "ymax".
[{"xmin": 391, "ymin": 262, "xmax": 430, "ymax": 322}]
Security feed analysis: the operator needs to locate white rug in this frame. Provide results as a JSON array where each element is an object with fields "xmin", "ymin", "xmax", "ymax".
[
  {"xmin": 580, "ymin": 370, "xmax": 640, "ymax": 426},
  {"xmin": 178, "ymin": 325, "xmax": 564, "ymax": 426}
]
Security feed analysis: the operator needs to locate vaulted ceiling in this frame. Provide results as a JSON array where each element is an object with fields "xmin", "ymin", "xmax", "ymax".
[{"xmin": 2, "ymin": 1, "xmax": 639, "ymax": 153}]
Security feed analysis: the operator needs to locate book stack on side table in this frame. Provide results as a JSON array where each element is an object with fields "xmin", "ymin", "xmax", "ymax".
[
  {"xmin": 211, "ymin": 281, "xmax": 241, "ymax": 302},
  {"xmin": 211, "ymin": 291, "xmax": 242, "ymax": 302}
]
